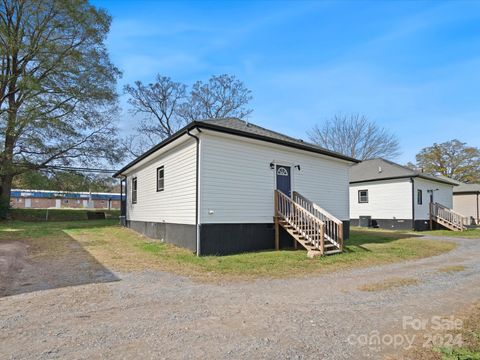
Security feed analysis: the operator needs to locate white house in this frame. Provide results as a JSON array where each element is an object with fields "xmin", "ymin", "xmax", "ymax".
[
  {"xmin": 349, "ymin": 159, "xmax": 463, "ymax": 231},
  {"xmin": 114, "ymin": 118, "xmax": 358, "ymax": 255}
]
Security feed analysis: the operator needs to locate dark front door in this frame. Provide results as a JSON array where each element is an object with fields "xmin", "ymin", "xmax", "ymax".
[{"xmin": 276, "ymin": 165, "xmax": 291, "ymax": 196}]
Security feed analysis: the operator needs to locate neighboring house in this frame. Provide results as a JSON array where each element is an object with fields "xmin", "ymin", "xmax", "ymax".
[
  {"xmin": 453, "ymin": 183, "xmax": 480, "ymax": 225},
  {"xmin": 114, "ymin": 118, "xmax": 358, "ymax": 256},
  {"xmin": 349, "ymin": 159, "xmax": 463, "ymax": 231},
  {"xmin": 10, "ymin": 189, "xmax": 121, "ymax": 210}
]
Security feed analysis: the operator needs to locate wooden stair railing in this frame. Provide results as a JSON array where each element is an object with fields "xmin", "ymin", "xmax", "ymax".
[
  {"xmin": 274, "ymin": 190, "xmax": 342, "ymax": 257},
  {"xmin": 430, "ymin": 202, "xmax": 468, "ymax": 231},
  {"xmin": 293, "ymin": 191, "xmax": 344, "ymax": 251}
]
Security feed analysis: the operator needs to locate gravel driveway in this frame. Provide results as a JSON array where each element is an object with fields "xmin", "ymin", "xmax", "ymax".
[{"xmin": 1, "ymin": 235, "xmax": 480, "ymax": 359}]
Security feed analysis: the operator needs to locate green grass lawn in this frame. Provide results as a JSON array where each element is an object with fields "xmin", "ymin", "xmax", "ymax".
[
  {"xmin": 351, "ymin": 226, "xmax": 480, "ymax": 239},
  {"xmin": 0, "ymin": 220, "xmax": 456, "ymax": 280},
  {"xmin": 421, "ymin": 228, "xmax": 480, "ymax": 238}
]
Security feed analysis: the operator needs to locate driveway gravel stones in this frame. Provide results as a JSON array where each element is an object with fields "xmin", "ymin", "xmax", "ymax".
[{"xmin": 1, "ymin": 235, "xmax": 480, "ymax": 359}]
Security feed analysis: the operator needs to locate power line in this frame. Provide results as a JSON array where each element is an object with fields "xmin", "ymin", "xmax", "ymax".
[
  {"xmin": 44, "ymin": 165, "xmax": 118, "ymax": 173},
  {"xmin": 14, "ymin": 163, "xmax": 119, "ymax": 174}
]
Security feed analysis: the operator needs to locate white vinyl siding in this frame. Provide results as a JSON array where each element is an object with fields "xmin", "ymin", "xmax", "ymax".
[
  {"xmin": 453, "ymin": 194, "xmax": 479, "ymax": 222},
  {"xmin": 349, "ymin": 179, "xmax": 412, "ymax": 220},
  {"xmin": 199, "ymin": 132, "xmax": 350, "ymax": 224},
  {"xmin": 126, "ymin": 138, "xmax": 197, "ymax": 225},
  {"xmin": 414, "ymin": 178, "xmax": 453, "ymax": 220}
]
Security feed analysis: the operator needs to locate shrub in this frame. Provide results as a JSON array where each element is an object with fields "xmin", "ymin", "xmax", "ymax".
[{"xmin": 9, "ymin": 208, "xmax": 120, "ymax": 222}]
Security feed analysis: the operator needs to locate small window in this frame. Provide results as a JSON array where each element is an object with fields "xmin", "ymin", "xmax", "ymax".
[
  {"xmin": 358, "ymin": 190, "xmax": 368, "ymax": 203},
  {"xmin": 157, "ymin": 166, "xmax": 164, "ymax": 192},
  {"xmin": 417, "ymin": 189, "xmax": 423, "ymax": 205},
  {"xmin": 132, "ymin": 177, "xmax": 137, "ymax": 204},
  {"xmin": 276, "ymin": 167, "xmax": 288, "ymax": 176}
]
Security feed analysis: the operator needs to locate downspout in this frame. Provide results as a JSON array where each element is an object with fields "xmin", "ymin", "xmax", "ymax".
[
  {"xmin": 121, "ymin": 175, "xmax": 127, "ymax": 226},
  {"xmin": 477, "ymin": 193, "xmax": 479, "ymax": 225},
  {"xmin": 187, "ymin": 127, "xmax": 201, "ymax": 256},
  {"xmin": 411, "ymin": 177, "xmax": 415, "ymax": 230}
]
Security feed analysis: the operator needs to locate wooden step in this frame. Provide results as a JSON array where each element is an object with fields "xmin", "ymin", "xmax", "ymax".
[
  {"xmin": 276, "ymin": 210, "xmax": 342, "ymax": 256},
  {"xmin": 434, "ymin": 217, "xmax": 465, "ymax": 231}
]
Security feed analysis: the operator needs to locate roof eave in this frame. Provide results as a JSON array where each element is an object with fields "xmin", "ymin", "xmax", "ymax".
[
  {"xmin": 350, "ymin": 174, "xmax": 457, "ymax": 186},
  {"xmin": 113, "ymin": 122, "xmax": 201, "ymax": 178},
  {"xmin": 114, "ymin": 121, "xmax": 359, "ymax": 177},
  {"xmin": 193, "ymin": 122, "xmax": 359, "ymax": 163}
]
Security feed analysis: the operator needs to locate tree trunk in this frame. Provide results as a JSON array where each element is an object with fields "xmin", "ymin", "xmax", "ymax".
[
  {"xmin": 0, "ymin": 173, "xmax": 13, "ymax": 218},
  {"xmin": 0, "ymin": 174, "xmax": 13, "ymax": 198}
]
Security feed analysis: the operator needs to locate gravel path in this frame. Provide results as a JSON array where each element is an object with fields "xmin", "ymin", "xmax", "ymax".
[{"xmin": 1, "ymin": 235, "xmax": 480, "ymax": 359}]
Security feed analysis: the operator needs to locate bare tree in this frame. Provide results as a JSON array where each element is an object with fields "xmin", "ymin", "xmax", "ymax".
[
  {"xmin": 308, "ymin": 114, "xmax": 401, "ymax": 160},
  {"xmin": 123, "ymin": 74, "xmax": 253, "ymax": 157},
  {"xmin": 124, "ymin": 76, "xmax": 187, "ymax": 141},
  {"xmin": 178, "ymin": 74, "xmax": 253, "ymax": 122}
]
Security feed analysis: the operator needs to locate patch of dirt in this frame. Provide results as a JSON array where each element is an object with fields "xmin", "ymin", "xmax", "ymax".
[
  {"xmin": 438, "ymin": 265, "xmax": 466, "ymax": 273},
  {"xmin": 0, "ymin": 242, "xmax": 29, "ymax": 296},
  {"xmin": 358, "ymin": 277, "xmax": 420, "ymax": 292},
  {"xmin": 391, "ymin": 301, "xmax": 480, "ymax": 360},
  {"xmin": 0, "ymin": 237, "xmax": 118, "ymax": 297}
]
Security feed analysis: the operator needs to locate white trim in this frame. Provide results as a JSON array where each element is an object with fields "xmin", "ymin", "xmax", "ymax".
[{"xmin": 197, "ymin": 132, "xmax": 203, "ymax": 255}]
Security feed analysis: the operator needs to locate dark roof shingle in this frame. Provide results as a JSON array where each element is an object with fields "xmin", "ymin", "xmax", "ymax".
[
  {"xmin": 200, "ymin": 118, "xmax": 341, "ymax": 155},
  {"xmin": 349, "ymin": 158, "xmax": 458, "ymax": 186}
]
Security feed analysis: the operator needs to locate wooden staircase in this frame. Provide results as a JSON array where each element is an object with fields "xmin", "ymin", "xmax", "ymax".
[
  {"xmin": 430, "ymin": 202, "xmax": 468, "ymax": 231},
  {"xmin": 274, "ymin": 190, "xmax": 343, "ymax": 257}
]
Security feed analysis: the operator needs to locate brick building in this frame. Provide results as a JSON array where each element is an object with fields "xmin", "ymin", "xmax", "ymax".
[{"xmin": 10, "ymin": 189, "xmax": 121, "ymax": 210}]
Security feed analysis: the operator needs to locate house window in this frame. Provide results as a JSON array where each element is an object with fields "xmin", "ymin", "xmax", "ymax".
[
  {"xmin": 358, "ymin": 190, "xmax": 368, "ymax": 203},
  {"xmin": 157, "ymin": 166, "xmax": 164, "ymax": 192},
  {"xmin": 132, "ymin": 177, "xmax": 137, "ymax": 204},
  {"xmin": 417, "ymin": 189, "xmax": 423, "ymax": 205}
]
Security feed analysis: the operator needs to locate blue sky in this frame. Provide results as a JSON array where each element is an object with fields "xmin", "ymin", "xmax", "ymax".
[{"xmin": 94, "ymin": 0, "xmax": 480, "ymax": 164}]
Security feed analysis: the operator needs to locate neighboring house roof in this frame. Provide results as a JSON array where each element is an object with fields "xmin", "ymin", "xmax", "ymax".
[
  {"xmin": 10, "ymin": 189, "xmax": 121, "ymax": 200},
  {"xmin": 349, "ymin": 158, "xmax": 459, "ymax": 186},
  {"xmin": 114, "ymin": 118, "xmax": 360, "ymax": 177},
  {"xmin": 453, "ymin": 183, "xmax": 480, "ymax": 194}
]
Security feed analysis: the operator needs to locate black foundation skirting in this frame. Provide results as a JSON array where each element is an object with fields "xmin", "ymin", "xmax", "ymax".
[
  {"xmin": 126, "ymin": 220, "xmax": 196, "ymax": 252},
  {"xmin": 414, "ymin": 220, "xmax": 430, "ymax": 231},
  {"xmin": 351, "ymin": 218, "xmax": 437, "ymax": 231},
  {"xmin": 342, "ymin": 220, "xmax": 350, "ymax": 240},
  {"xmin": 126, "ymin": 220, "xmax": 351, "ymax": 256},
  {"xmin": 415, "ymin": 220, "xmax": 451, "ymax": 231},
  {"xmin": 199, "ymin": 221, "xmax": 351, "ymax": 256}
]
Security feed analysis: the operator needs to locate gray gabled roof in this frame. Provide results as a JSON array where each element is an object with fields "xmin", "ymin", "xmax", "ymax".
[
  {"xmin": 201, "ymin": 118, "xmax": 351, "ymax": 156},
  {"xmin": 349, "ymin": 158, "xmax": 458, "ymax": 186},
  {"xmin": 202, "ymin": 118, "xmax": 308, "ymax": 145},
  {"xmin": 114, "ymin": 118, "xmax": 359, "ymax": 177},
  {"xmin": 454, "ymin": 183, "xmax": 480, "ymax": 194}
]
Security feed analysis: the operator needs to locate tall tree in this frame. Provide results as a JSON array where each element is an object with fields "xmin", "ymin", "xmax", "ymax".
[
  {"xmin": 0, "ymin": 0, "xmax": 121, "ymax": 214},
  {"xmin": 308, "ymin": 113, "xmax": 401, "ymax": 160},
  {"xmin": 124, "ymin": 74, "xmax": 252, "ymax": 157},
  {"xmin": 414, "ymin": 140, "xmax": 480, "ymax": 183}
]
